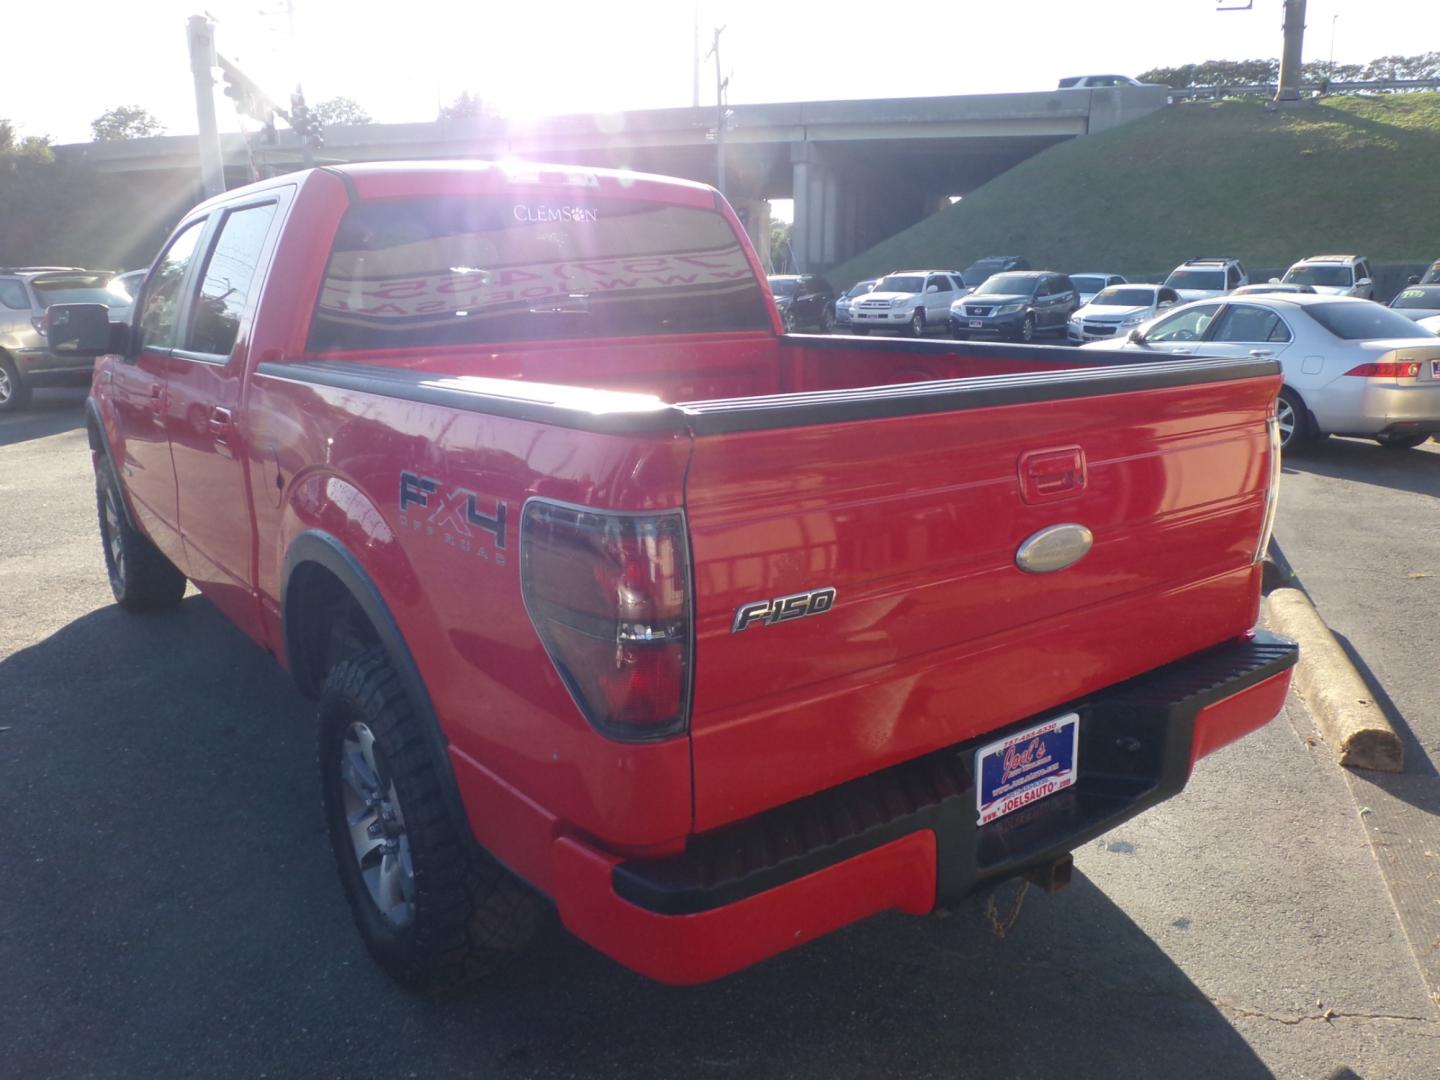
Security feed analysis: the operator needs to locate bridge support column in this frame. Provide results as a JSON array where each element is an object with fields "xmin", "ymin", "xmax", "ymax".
[{"xmin": 791, "ymin": 143, "xmax": 843, "ymax": 273}]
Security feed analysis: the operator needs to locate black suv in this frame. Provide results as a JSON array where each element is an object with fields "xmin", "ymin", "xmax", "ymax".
[
  {"xmin": 960, "ymin": 255, "xmax": 1031, "ymax": 289},
  {"xmin": 949, "ymin": 271, "xmax": 1080, "ymax": 343},
  {"xmin": 768, "ymin": 274, "xmax": 838, "ymax": 332}
]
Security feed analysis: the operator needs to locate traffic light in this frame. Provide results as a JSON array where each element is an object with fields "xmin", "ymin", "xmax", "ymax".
[
  {"xmin": 218, "ymin": 55, "xmax": 276, "ymax": 125},
  {"xmin": 290, "ymin": 93, "xmax": 324, "ymax": 152}
]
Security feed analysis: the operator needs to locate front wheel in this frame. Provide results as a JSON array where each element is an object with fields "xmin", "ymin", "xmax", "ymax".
[
  {"xmin": 319, "ymin": 649, "xmax": 539, "ymax": 993},
  {"xmin": 909, "ymin": 310, "xmax": 926, "ymax": 338},
  {"xmin": 96, "ymin": 458, "xmax": 186, "ymax": 611},
  {"xmin": 819, "ymin": 307, "xmax": 836, "ymax": 333},
  {"xmin": 1375, "ymin": 432, "xmax": 1429, "ymax": 449},
  {"xmin": 1016, "ymin": 314, "xmax": 1036, "ymax": 344},
  {"xmin": 0, "ymin": 354, "xmax": 32, "ymax": 414}
]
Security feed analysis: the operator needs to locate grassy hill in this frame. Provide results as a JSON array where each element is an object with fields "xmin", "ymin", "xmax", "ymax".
[{"xmin": 825, "ymin": 94, "xmax": 1440, "ymax": 288}]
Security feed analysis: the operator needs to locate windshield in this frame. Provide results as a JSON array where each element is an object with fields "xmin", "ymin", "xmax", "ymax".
[
  {"xmin": 1092, "ymin": 287, "xmax": 1155, "ymax": 307},
  {"xmin": 768, "ymin": 279, "xmax": 799, "ymax": 297},
  {"xmin": 845, "ymin": 281, "xmax": 875, "ymax": 299},
  {"xmin": 1284, "ymin": 264, "xmax": 1353, "ymax": 287},
  {"xmin": 1391, "ymin": 288, "xmax": 1440, "ymax": 310},
  {"xmin": 1164, "ymin": 269, "xmax": 1225, "ymax": 291},
  {"xmin": 307, "ymin": 195, "xmax": 770, "ymax": 351},
  {"xmin": 974, "ymin": 274, "xmax": 1035, "ymax": 296},
  {"xmin": 1070, "ymin": 275, "xmax": 1108, "ymax": 293},
  {"xmin": 874, "ymin": 275, "xmax": 924, "ymax": 294},
  {"xmin": 1306, "ymin": 302, "xmax": 1434, "ymax": 340},
  {"xmin": 30, "ymin": 274, "xmax": 123, "ymax": 307}
]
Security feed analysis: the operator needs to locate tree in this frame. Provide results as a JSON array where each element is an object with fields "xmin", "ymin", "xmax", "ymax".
[
  {"xmin": 90, "ymin": 105, "xmax": 165, "ymax": 142},
  {"xmin": 438, "ymin": 91, "xmax": 497, "ymax": 122},
  {"xmin": 311, "ymin": 96, "xmax": 372, "ymax": 128}
]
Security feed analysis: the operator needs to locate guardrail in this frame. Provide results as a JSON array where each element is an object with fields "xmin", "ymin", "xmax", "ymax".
[{"xmin": 1168, "ymin": 78, "xmax": 1440, "ymax": 101}]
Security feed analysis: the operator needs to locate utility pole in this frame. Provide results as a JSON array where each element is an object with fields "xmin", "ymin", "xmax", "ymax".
[
  {"xmin": 186, "ymin": 15, "xmax": 226, "ymax": 198},
  {"xmin": 691, "ymin": 2, "xmax": 700, "ymax": 108},
  {"xmin": 1274, "ymin": 0, "xmax": 1307, "ymax": 105},
  {"xmin": 706, "ymin": 25, "xmax": 728, "ymax": 197}
]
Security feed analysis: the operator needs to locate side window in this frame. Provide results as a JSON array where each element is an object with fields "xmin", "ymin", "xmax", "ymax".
[
  {"xmin": 139, "ymin": 219, "xmax": 206, "ymax": 352},
  {"xmin": 1211, "ymin": 304, "xmax": 1289, "ymax": 343},
  {"xmin": 1225, "ymin": 266, "xmax": 1240, "ymax": 289},
  {"xmin": 185, "ymin": 202, "xmax": 278, "ymax": 357},
  {"xmin": 1159, "ymin": 287, "xmax": 1180, "ymax": 305},
  {"xmin": 1357, "ymin": 261, "xmax": 1370, "ymax": 282},
  {"xmin": 948, "ymin": 275, "xmax": 966, "ymax": 292},
  {"xmin": 1147, "ymin": 303, "xmax": 1220, "ymax": 342},
  {"xmin": 0, "ymin": 279, "xmax": 28, "ymax": 309}
]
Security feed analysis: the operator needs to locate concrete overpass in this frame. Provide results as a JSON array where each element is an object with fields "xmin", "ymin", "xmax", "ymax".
[{"xmin": 58, "ymin": 86, "xmax": 1166, "ymax": 272}]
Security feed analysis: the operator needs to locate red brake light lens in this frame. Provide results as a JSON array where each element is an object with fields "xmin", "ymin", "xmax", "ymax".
[
  {"xmin": 520, "ymin": 500, "xmax": 691, "ymax": 741},
  {"xmin": 1343, "ymin": 361, "xmax": 1421, "ymax": 378}
]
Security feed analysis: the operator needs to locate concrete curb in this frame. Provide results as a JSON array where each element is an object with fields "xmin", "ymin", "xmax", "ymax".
[{"xmin": 1265, "ymin": 588, "xmax": 1404, "ymax": 773}]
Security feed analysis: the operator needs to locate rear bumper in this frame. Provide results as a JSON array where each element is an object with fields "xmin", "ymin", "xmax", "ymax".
[{"xmin": 552, "ymin": 631, "xmax": 1297, "ymax": 985}]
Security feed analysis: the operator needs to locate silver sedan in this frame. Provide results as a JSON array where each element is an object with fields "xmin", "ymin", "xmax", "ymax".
[{"xmin": 1083, "ymin": 294, "xmax": 1440, "ymax": 451}]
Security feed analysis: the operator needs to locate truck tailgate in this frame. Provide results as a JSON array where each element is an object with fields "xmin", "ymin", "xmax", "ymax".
[{"xmin": 680, "ymin": 358, "xmax": 1280, "ymax": 831}]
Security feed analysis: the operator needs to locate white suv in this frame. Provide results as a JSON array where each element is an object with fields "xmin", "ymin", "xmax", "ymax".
[
  {"xmin": 847, "ymin": 270, "xmax": 966, "ymax": 337},
  {"xmin": 1281, "ymin": 255, "xmax": 1375, "ymax": 299},
  {"xmin": 1162, "ymin": 258, "xmax": 1248, "ymax": 302}
]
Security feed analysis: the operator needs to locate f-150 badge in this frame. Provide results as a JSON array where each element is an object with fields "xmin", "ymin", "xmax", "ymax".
[{"xmin": 731, "ymin": 587, "xmax": 837, "ymax": 633}]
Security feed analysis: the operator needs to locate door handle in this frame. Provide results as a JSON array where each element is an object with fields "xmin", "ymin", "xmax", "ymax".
[
  {"xmin": 208, "ymin": 406, "xmax": 233, "ymax": 436},
  {"xmin": 148, "ymin": 383, "xmax": 166, "ymax": 415}
]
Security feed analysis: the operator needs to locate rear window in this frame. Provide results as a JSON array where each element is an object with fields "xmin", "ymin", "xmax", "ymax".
[
  {"xmin": 1305, "ymin": 302, "xmax": 1434, "ymax": 340},
  {"xmin": 1093, "ymin": 287, "xmax": 1156, "ymax": 307},
  {"xmin": 1070, "ymin": 275, "xmax": 1107, "ymax": 293},
  {"xmin": 974, "ymin": 273, "xmax": 1036, "ymax": 296},
  {"xmin": 30, "ymin": 273, "xmax": 121, "ymax": 307},
  {"xmin": 308, "ymin": 195, "xmax": 770, "ymax": 352},
  {"xmin": 1284, "ymin": 264, "xmax": 1353, "ymax": 287},
  {"xmin": 1164, "ymin": 269, "xmax": 1225, "ymax": 291},
  {"xmin": 1391, "ymin": 287, "xmax": 1440, "ymax": 310}
]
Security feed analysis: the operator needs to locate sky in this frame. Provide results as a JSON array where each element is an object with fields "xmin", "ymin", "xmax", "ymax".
[{"xmin": 5, "ymin": 0, "xmax": 1438, "ymax": 145}]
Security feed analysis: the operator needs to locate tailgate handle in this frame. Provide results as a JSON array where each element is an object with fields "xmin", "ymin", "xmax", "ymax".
[{"xmin": 1019, "ymin": 447, "xmax": 1086, "ymax": 504}]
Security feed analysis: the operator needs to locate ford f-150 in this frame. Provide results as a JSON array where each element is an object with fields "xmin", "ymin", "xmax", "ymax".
[{"xmin": 48, "ymin": 160, "xmax": 1297, "ymax": 992}]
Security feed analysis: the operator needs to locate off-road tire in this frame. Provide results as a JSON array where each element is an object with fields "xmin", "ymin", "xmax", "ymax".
[
  {"xmin": 909, "ymin": 309, "xmax": 926, "ymax": 337},
  {"xmin": 96, "ymin": 457, "xmax": 186, "ymax": 611},
  {"xmin": 319, "ymin": 648, "xmax": 539, "ymax": 994},
  {"xmin": 0, "ymin": 353, "xmax": 32, "ymax": 414}
]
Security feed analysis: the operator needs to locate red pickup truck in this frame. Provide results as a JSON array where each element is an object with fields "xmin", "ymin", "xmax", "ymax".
[{"xmin": 49, "ymin": 161, "xmax": 1297, "ymax": 992}]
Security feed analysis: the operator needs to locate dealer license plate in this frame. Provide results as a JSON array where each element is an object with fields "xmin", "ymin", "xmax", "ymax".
[
  {"xmin": 975, "ymin": 713, "xmax": 1079, "ymax": 826},
  {"xmin": 968, "ymin": 319, "xmax": 983, "ymax": 328}
]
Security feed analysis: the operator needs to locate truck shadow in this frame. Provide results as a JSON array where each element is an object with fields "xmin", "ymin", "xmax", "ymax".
[
  {"xmin": 0, "ymin": 388, "xmax": 87, "ymax": 448},
  {"xmin": 1, "ymin": 597, "xmax": 1270, "ymax": 1080},
  {"xmin": 1283, "ymin": 436, "xmax": 1439, "ymax": 499}
]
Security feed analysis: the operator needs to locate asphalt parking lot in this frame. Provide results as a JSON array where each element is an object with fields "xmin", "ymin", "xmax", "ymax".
[{"xmin": 3, "ymin": 389, "xmax": 1439, "ymax": 1079}]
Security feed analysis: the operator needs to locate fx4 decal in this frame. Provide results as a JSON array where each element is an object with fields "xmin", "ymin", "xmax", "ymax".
[
  {"xmin": 731, "ymin": 587, "xmax": 837, "ymax": 633},
  {"xmin": 399, "ymin": 471, "xmax": 508, "ymax": 563}
]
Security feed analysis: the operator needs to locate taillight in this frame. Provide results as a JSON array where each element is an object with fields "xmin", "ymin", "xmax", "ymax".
[
  {"xmin": 1254, "ymin": 414, "xmax": 1281, "ymax": 564},
  {"xmin": 31, "ymin": 316, "xmax": 46, "ymax": 337},
  {"xmin": 1343, "ymin": 360, "xmax": 1421, "ymax": 378},
  {"xmin": 520, "ymin": 500, "xmax": 691, "ymax": 741}
]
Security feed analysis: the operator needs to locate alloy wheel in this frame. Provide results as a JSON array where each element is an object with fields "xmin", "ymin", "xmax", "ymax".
[
  {"xmin": 339, "ymin": 721, "xmax": 416, "ymax": 928},
  {"xmin": 1275, "ymin": 396, "xmax": 1297, "ymax": 449},
  {"xmin": 0, "ymin": 366, "xmax": 12, "ymax": 404}
]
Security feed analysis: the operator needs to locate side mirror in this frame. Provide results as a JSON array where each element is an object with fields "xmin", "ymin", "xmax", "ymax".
[
  {"xmin": 1268, "ymin": 277, "xmax": 1281, "ymax": 284},
  {"xmin": 1127, "ymin": 328, "xmax": 1146, "ymax": 345},
  {"xmin": 45, "ymin": 304, "xmax": 115, "ymax": 358},
  {"xmin": 1408, "ymin": 275, "xmax": 1421, "ymax": 285},
  {"xmin": 1357, "ymin": 277, "xmax": 1372, "ymax": 287},
  {"xmin": 925, "ymin": 283, "xmax": 939, "ymax": 293}
]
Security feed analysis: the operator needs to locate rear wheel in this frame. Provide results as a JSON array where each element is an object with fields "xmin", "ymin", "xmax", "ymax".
[
  {"xmin": 95, "ymin": 457, "xmax": 186, "ymax": 611},
  {"xmin": 319, "ymin": 648, "xmax": 538, "ymax": 994},
  {"xmin": 909, "ymin": 310, "xmax": 926, "ymax": 338},
  {"xmin": 1374, "ymin": 432, "xmax": 1429, "ymax": 449},
  {"xmin": 1275, "ymin": 387, "xmax": 1313, "ymax": 452},
  {"xmin": 819, "ymin": 307, "xmax": 836, "ymax": 333},
  {"xmin": 0, "ymin": 354, "xmax": 31, "ymax": 414}
]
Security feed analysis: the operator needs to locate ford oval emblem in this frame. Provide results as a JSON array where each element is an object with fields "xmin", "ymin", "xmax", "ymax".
[{"xmin": 1015, "ymin": 524, "xmax": 1094, "ymax": 574}]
